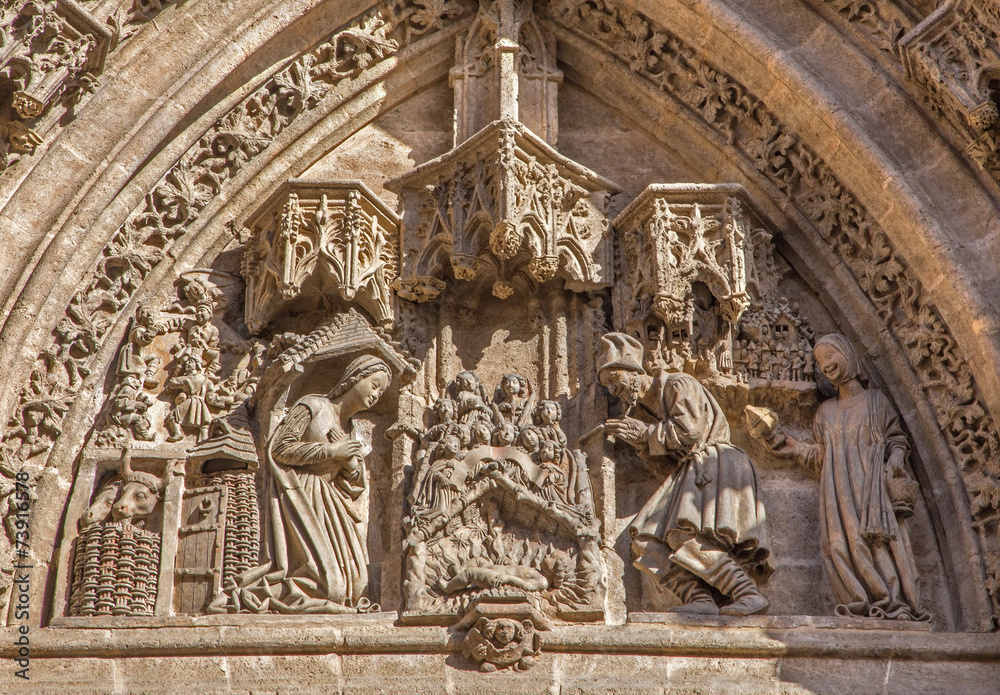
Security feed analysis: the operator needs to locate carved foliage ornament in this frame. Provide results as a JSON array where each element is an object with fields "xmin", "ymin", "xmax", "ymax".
[
  {"xmin": 242, "ymin": 180, "xmax": 400, "ymax": 332},
  {"xmin": 817, "ymin": 0, "xmax": 1000, "ymax": 179},
  {"xmin": 544, "ymin": 0, "xmax": 1000, "ymax": 618}
]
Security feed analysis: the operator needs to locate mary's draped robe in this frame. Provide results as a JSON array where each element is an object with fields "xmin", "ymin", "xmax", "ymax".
[{"xmin": 223, "ymin": 395, "xmax": 369, "ymax": 614}]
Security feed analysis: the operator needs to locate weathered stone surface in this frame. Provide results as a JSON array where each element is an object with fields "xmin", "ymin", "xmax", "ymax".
[{"xmin": 2, "ymin": 0, "xmax": 1000, "ymax": 692}]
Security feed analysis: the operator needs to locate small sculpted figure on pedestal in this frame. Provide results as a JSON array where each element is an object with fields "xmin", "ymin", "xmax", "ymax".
[
  {"xmin": 597, "ymin": 333, "xmax": 773, "ymax": 616},
  {"xmin": 211, "ymin": 355, "xmax": 391, "ymax": 614},
  {"xmin": 747, "ymin": 334, "xmax": 930, "ymax": 621}
]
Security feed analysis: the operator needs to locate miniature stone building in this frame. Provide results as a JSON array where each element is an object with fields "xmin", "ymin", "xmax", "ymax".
[{"xmin": 1, "ymin": 0, "xmax": 1000, "ymax": 692}]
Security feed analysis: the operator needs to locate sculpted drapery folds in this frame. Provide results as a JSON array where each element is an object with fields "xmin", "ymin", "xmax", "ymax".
[
  {"xmin": 25, "ymin": 0, "xmax": 1000, "ymax": 671},
  {"xmin": 597, "ymin": 332, "xmax": 773, "ymax": 616},
  {"xmin": 211, "ymin": 355, "xmax": 391, "ymax": 614},
  {"xmin": 749, "ymin": 334, "xmax": 931, "ymax": 621}
]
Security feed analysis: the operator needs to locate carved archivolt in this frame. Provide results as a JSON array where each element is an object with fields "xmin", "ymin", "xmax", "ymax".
[{"xmin": 4, "ymin": 0, "xmax": 1000, "ymax": 635}]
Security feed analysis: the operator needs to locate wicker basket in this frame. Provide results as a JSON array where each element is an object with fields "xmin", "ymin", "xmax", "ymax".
[{"xmin": 887, "ymin": 477, "xmax": 919, "ymax": 519}]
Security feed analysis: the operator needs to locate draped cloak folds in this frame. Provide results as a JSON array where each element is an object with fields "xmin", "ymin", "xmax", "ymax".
[
  {"xmin": 628, "ymin": 371, "xmax": 773, "ymax": 578},
  {"xmin": 805, "ymin": 389, "xmax": 929, "ymax": 621},
  {"xmin": 222, "ymin": 395, "xmax": 369, "ymax": 614}
]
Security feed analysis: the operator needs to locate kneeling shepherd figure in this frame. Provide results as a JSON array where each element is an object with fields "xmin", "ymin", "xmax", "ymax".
[{"xmin": 598, "ymin": 332, "xmax": 773, "ymax": 616}]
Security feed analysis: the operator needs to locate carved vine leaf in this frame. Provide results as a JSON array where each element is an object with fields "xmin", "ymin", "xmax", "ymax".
[
  {"xmin": 744, "ymin": 111, "xmax": 797, "ymax": 180},
  {"xmin": 545, "ymin": 0, "xmax": 1000, "ymax": 613},
  {"xmin": 970, "ymin": 470, "xmax": 1000, "ymax": 517},
  {"xmin": 967, "ymin": 132, "xmax": 1000, "ymax": 174},
  {"xmin": 0, "ymin": 0, "xmax": 474, "ymax": 514},
  {"xmin": 683, "ymin": 63, "xmax": 738, "ymax": 129}
]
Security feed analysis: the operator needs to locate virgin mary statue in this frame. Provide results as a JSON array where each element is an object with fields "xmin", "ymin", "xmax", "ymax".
[{"xmin": 212, "ymin": 355, "xmax": 391, "ymax": 614}]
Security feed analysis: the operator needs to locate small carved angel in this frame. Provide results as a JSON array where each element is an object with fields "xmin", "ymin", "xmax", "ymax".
[
  {"xmin": 423, "ymin": 398, "xmax": 466, "ymax": 453},
  {"xmin": 462, "ymin": 617, "xmax": 541, "ymax": 673},
  {"xmin": 453, "ymin": 371, "xmax": 492, "ymax": 426},
  {"xmin": 493, "ymin": 373, "xmax": 532, "ymax": 427},
  {"xmin": 533, "ymin": 400, "xmax": 567, "ymax": 449}
]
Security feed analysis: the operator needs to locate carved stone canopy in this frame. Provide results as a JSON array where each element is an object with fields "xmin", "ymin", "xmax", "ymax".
[
  {"xmin": 387, "ymin": 118, "xmax": 620, "ymax": 300},
  {"xmin": 258, "ymin": 308, "xmax": 416, "ymax": 398},
  {"xmin": 613, "ymin": 183, "xmax": 764, "ymax": 337},
  {"xmin": 450, "ymin": 0, "xmax": 562, "ymax": 146},
  {"xmin": 0, "ymin": 0, "xmax": 111, "ymax": 119},
  {"xmin": 241, "ymin": 179, "xmax": 399, "ymax": 332},
  {"xmin": 900, "ymin": 0, "xmax": 1000, "ymax": 134}
]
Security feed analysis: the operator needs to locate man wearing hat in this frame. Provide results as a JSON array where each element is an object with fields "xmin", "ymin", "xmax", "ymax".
[{"xmin": 597, "ymin": 332, "xmax": 773, "ymax": 616}]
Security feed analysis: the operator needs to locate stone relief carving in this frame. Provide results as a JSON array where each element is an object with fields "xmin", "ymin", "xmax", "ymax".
[
  {"xmin": 22, "ymin": 0, "xmax": 1000, "ymax": 637},
  {"xmin": 68, "ymin": 449, "xmax": 174, "ymax": 617},
  {"xmin": 462, "ymin": 616, "xmax": 541, "ymax": 672},
  {"xmin": 613, "ymin": 184, "xmax": 816, "ymax": 389},
  {"xmin": 94, "ymin": 274, "xmax": 261, "ymax": 448},
  {"xmin": 104, "ymin": 0, "xmax": 181, "ymax": 51},
  {"xmin": 388, "ymin": 0, "xmax": 617, "ymax": 301},
  {"xmin": 814, "ymin": 0, "xmax": 1000, "ymax": 181},
  {"xmin": 242, "ymin": 180, "xmax": 400, "ymax": 332},
  {"xmin": 614, "ymin": 185, "xmax": 757, "ymax": 379},
  {"xmin": 597, "ymin": 333, "xmax": 773, "ymax": 616},
  {"xmin": 402, "ymin": 370, "xmax": 603, "ymax": 625},
  {"xmin": 544, "ymin": 0, "xmax": 1000, "ymax": 619},
  {"xmin": 178, "ymin": 405, "xmax": 261, "ymax": 613},
  {"xmin": 0, "ymin": 0, "xmax": 111, "ymax": 170},
  {"xmin": 210, "ymin": 356, "xmax": 392, "ymax": 614},
  {"xmin": 450, "ymin": 0, "xmax": 563, "ymax": 145},
  {"xmin": 819, "ymin": 0, "xmax": 912, "ymax": 65},
  {"xmin": 747, "ymin": 334, "xmax": 931, "ymax": 621},
  {"xmin": 736, "ymin": 299, "xmax": 816, "ymax": 384}
]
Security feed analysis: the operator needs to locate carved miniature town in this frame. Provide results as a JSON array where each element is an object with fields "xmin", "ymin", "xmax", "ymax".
[{"xmin": 4, "ymin": 0, "xmax": 1000, "ymax": 690}]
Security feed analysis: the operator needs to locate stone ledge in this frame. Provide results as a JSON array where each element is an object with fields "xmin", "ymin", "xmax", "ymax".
[
  {"xmin": 5, "ymin": 620, "xmax": 998, "ymax": 662},
  {"xmin": 628, "ymin": 612, "xmax": 933, "ymax": 631}
]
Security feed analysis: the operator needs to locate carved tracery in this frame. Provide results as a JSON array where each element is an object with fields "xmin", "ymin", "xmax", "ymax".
[
  {"xmin": 242, "ymin": 180, "xmax": 400, "ymax": 332},
  {"xmin": 33, "ymin": 0, "xmax": 998, "ymax": 649}
]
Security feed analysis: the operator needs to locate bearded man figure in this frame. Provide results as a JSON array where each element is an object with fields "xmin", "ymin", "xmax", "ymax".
[{"xmin": 598, "ymin": 332, "xmax": 773, "ymax": 616}]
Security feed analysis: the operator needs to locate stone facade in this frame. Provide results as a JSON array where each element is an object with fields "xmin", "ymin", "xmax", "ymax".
[{"xmin": 1, "ymin": 0, "xmax": 1000, "ymax": 693}]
